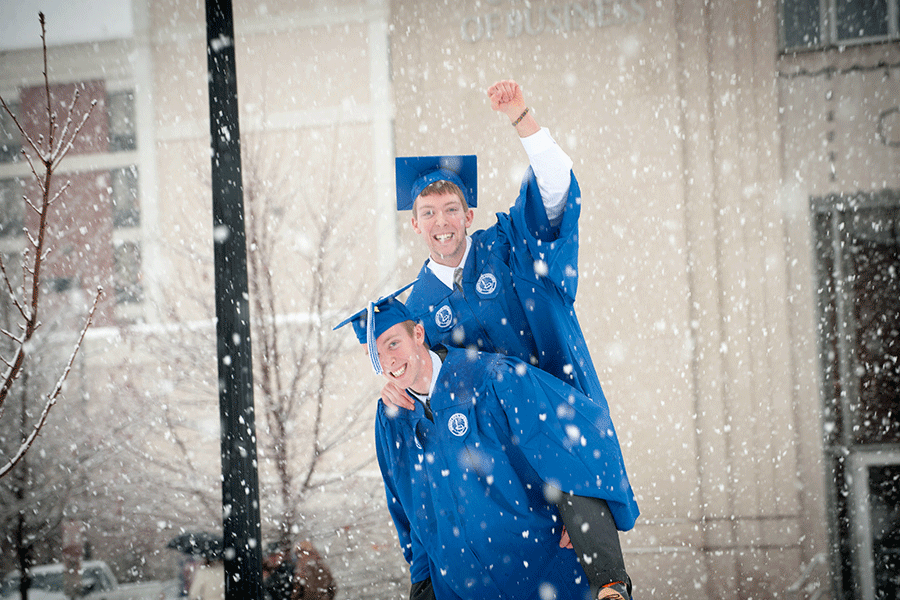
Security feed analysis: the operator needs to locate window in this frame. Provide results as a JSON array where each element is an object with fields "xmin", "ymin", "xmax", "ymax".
[
  {"xmin": 836, "ymin": 0, "xmax": 890, "ymax": 40},
  {"xmin": 114, "ymin": 240, "xmax": 143, "ymax": 304},
  {"xmin": 110, "ymin": 164, "xmax": 143, "ymax": 308},
  {"xmin": 812, "ymin": 190, "xmax": 900, "ymax": 599},
  {"xmin": 781, "ymin": 0, "xmax": 900, "ymax": 50},
  {"xmin": 848, "ymin": 451, "xmax": 900, "ymax": 600},
  {"xmin": 0, "ymin": 178, "xmax": 23, "ymax": 237},
  {"xmin": 0, "ymin": 100, "xmax": 22, "ymax": 163},
  {"xmin": 111, "ymin": 166, "xmax": 140, "ymax": 227},
  {"xmin": 107, "ymin": 90, "xmax": 136, "ymax": 152},
  {"xmin": 783, "ymin": 0, "xmax": 822, "ymax": 48}
]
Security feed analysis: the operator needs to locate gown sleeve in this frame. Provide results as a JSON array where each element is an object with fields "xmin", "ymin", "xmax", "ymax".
[
  {"xmin": 505, "ymin": 168, "xmax": 582, "ymax": 304},
  {"xmin": 488, "ymin": 359, "xmax": 640, "ymax": 531},
  {"xmin": 375, "ymin": 410, "xmax": 432, "ymax": 585}
]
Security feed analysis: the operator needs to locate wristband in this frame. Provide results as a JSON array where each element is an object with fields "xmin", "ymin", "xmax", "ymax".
[{"xmin": 512, "ymin": 107, "xmax": 529, "ymax": 127}]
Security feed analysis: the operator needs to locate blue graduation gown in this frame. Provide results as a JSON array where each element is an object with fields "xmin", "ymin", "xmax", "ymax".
[
  {"xmin": 375, "ymin": 348, "xmax": 639, "ymax": 600},
  {"xmin": 405, "ymin": 169, "xmax": 605, "ymax": 408}
]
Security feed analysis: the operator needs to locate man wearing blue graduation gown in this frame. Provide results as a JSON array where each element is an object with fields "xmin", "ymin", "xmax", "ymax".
[
  {"xmin": 391, "ymin": 79, "xmax": 603, "ymax": 420},
  {"xmin": 334, "ymin": 293, "xmax": 638, "ymax": 600}
]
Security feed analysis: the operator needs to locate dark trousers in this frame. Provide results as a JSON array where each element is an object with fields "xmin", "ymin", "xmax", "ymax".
[{"xmin": 557, "ymin": 493, "xmax": 632, "ymax": 599}]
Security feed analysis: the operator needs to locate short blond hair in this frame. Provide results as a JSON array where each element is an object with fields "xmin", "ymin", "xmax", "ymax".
[{"xmin": 412, "ymin": 180, "xmax": 469, "ymax": 218}]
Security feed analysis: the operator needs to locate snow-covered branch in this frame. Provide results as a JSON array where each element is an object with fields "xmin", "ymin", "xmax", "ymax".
[
  {"xmin": 0, "ymin": 287, "xmax": 103, "ymax": 479},
  {"xmin": 0, "ymin": 12, "xmax": 102, "ymax": 478},
  {"xmin": 52, "ymin": 99, "xmax": 96, "ymax": 169}
]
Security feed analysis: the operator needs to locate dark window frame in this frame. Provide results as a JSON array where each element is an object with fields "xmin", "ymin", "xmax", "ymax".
[
  {"xmin": 811, "ymin": 189, "xmax": 900, "ymax": 600},
  {"xmin": 780, "ymin": 0, "xmax": 900, "ymax": 52}
]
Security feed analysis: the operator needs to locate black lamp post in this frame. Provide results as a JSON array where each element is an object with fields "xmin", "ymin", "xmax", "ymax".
[{"xmin": 205, "ymin": 0, "xmax": 263, "ymax": 597}]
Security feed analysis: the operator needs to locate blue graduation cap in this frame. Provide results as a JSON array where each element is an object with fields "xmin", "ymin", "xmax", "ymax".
[
  {"xmin": 332, "ymin": 281, "xmax": 417, "ymax": 375},
  {"xmin": 395, "ymin": 154, "xmax": 477, "ymax": 211}
]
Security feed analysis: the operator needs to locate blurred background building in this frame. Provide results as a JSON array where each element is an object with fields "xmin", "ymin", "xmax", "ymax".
[{"xmin": 0, "ymin": 0, "xmax": 897, "ymax": 599}]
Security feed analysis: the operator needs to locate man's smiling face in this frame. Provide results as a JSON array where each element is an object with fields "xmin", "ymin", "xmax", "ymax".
[
  {"xmin": 374, "ymin": 321, "xmax": 432, "ymax": 395},
  {"xmin": 411, "ymin": 191, "xmax": 474, "ymax": 268}
]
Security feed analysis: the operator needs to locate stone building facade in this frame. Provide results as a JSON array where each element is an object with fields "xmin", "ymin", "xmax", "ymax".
[{"xmin": 1, "ymin": 0, "xmax": 897, "ymax": 598}]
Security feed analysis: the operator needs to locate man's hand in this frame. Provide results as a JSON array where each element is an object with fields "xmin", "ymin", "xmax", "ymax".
[
  {"xmin": 488, "ymin": 80, "xmax": 538, "ymax": 136},
  {"xmin": 488, "ymin": 80, "xmax": 527, "ymax": 119},
  {"xmin": 381, "ymin": 381, "xmax": 416, "ymax": 411},
  {"xmin": 559, "ymin": 525, "xmax": 573, "ymax": 549}
]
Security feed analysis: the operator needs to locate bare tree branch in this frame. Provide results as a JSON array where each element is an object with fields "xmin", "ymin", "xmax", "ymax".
[
  {"xmin": 50, "ymin": 87, "xmax": 81, "ymax": 161},
  {"xmin": 0, "ymin": 256, "xmax": 26, "ymax": 320},
  {"xmin": 0, "ymin": 287, "xmax": 103, "ymax": 478},
  {"xmin": 0, "ymin": 12, "xmax": 101, "ymax": 477},
  {"xmin": 52, "ymin": 99, "xmax": 96, "ymax": 169},
  {"xmin": 0, "ymin": 96, "xmax": 43, "ymax": 166}
]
